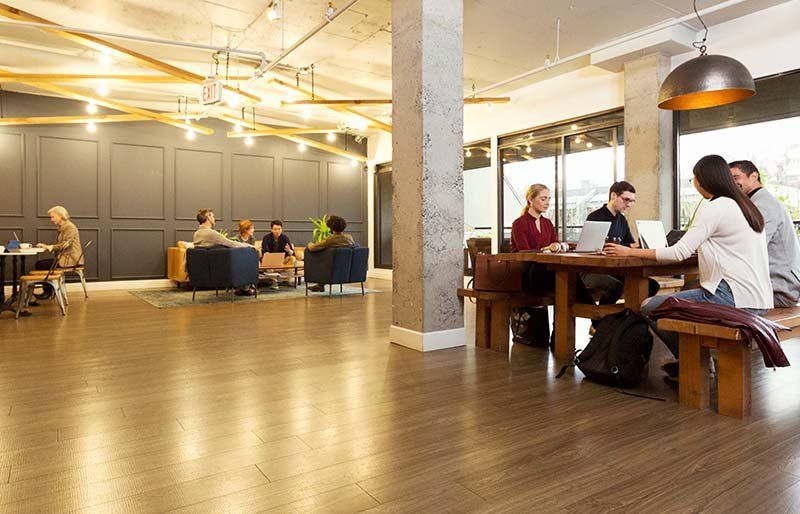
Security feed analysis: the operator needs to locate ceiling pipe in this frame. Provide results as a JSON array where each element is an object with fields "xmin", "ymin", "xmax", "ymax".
[
  {"xmin": 256, "ymin": 0, "xmax": 360, "ymax": 78},
  {"xmin": 473, "ymin": 0, "xmax": 750, "ymax": 95},
  {"xmin": 0, "ymin": 18, "xmax": 271, "ymax": 75}
]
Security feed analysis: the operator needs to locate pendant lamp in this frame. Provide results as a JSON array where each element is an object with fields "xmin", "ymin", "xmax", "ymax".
[{"xmin": 657, "ymin": 1, "xmax": 755, "ymax": 111}]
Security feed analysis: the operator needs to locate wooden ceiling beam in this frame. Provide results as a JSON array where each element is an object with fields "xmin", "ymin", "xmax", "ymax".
[
  {"xmin": 270, "ymin": 78, "xmax": 392, "ymax": 133},
  {"xmin": 281, "ymin": 96, "xmax": 511, "ymax": 107},
  {"xmin": 228, "ymin": 128, "xmax": 345, "ymax": 137},
  {"xmin": 215, "ymin": 113, "xmax": 366, "ymax": 162},
  {"xmin": 0, "ymin": 3, "xmax": 260, "ymax": 104},
  {"xmin": 0, "ymin": 113, "xmax": 145, "ymax": 125},
  {"xmin": 1, "ymin": 72, "xmax": 214, "ymax": 134},
  {"xmin": 0, "ymin": 73, "xmax": 252, "ymax": 84}
]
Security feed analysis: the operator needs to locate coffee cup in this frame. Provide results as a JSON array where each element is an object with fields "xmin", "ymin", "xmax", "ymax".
[
  {"xmin": 0, "ymin": 246, "xmax": 5, "ymax": 253},
  {"xmin": 19, "ymin": 243, "xmax": 32, "ymax": 250}
]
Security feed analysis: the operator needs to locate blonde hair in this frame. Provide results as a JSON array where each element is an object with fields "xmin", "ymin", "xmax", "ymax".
[
  {"xmin": 238, "ymin": 219, "xmax": 254, "ymax": 237},
  {"xmin": 520, "ymin": 184, "xmax": 550, "ymax": 216},
  {"xmin": 47, "ymin": 205, "xmax": 70, "ymax": 220}
]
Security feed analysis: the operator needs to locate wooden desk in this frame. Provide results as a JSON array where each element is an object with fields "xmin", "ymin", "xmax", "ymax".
[{"xmin": 495, "ymin": 252, "xmax": 698, "ymax": 360}]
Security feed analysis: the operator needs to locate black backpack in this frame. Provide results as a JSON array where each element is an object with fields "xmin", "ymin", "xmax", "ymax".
[{"xmin": 558, "ymin": 309, "xmax": 653, "ymax": 388}]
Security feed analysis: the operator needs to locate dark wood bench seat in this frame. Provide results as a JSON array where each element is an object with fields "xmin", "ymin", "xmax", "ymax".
[{"xmin": 658, "ymin": 306, "xmax": 800, "ymax": 418}]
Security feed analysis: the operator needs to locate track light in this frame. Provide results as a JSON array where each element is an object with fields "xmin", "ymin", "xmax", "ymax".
[
  {"xmin": 326, "ymin": 132, "xmax": 336, "ymax": 142},
  {"xmin": 268, "ymin": 0, "xmax": 282, "ymax": 21},
  {"xmin": 86, "ymin": 122, "xmax": 97, "ymax": 133},
  {"xmin": 298, "ymin": 142, "xmax": 307, "ymax": 152},
  {"xmin": 85, "ymin": 102, "xmax": 97, "ymax": 114},
  {"xmin": 245, "ymin": 136, "xmax": 253, "ymax": 146},
  {"xmin": 186, "ymin": 130, "xmax": 196, "ymax": 141},
  {"xmin": 465, "ymin": 149, "xmax": 472, "ymax": 158},
  {"xmin": 96, "ymin": 83, "xmax": 109, "ymax": 96}
]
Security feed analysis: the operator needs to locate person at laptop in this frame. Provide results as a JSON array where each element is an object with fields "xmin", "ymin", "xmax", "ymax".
[
  {"xmin": 605, "ymin": 155, "xmax": 772, "ymax": 381},
  {"xmin": 261, "ymin": 220, "xmax": 296, "ymax": 265},
  {"xmin": 306, "ymin": 215, "xmax": 355, "ymax": 293},
  {"xmin": 582, "ymin": 181, "xmax": 659, "ymax": 307},
  {"xmin": 729, "ymin": 160, "xmax": 800, "ymax": 307},
  {"xmin": 511, "ymin": 184, "xmax": 595, "ymax": 346},
  {"xmin": 193, "ymin": 209, "xmax": 251, "ymax": 248}
]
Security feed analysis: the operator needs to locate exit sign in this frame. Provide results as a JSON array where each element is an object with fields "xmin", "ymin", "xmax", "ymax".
[{"xmin": 201, "ymin": 78, "xmax": 222, "ymax": 105}]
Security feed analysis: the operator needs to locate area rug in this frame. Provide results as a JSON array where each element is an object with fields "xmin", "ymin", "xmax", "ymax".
[{"xmin": 130, "ymin": 284, "xmax": 382, "ymax": 308}]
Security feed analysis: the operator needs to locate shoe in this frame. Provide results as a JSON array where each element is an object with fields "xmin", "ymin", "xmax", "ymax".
[
  {"xmin": 270, "ymin": 283, "xmax": 279, "ymax": 290},
  {"xmin": 308, "ymin": 284, "xmax": 325, "ymax": 292},
  {"xmin": 661, "ymin": 361, "xmax": 679, "ymax": 380},
  {"xmin": 235, "ymin": 289, "xmax": 255, "ymax": 296}
]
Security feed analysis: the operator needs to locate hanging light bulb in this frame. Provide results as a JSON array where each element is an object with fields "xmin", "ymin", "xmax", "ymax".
[
  {"xmin": 245, "ymin": 136, "xmax": 253, "ymax": 146},
  {"xmin": 298, "ymin": 142, "xmax": 307, "ymax": 152},
  {"xmin": 97, "ymin": 50, "xmax": 112, "ymax": 67},
  {"xmin": 525, "ymin": 145, "xmax": 531, "ymax": 154},
  {"xmin": 234, "ymin": 124, "xmax": 243, "ymax": 133},
  {"xmin": 465, "ymin": 149, "xmax": 472, "ymax": 158},
  {"xmin": 96, "ymin": 82, "xmax": 109, "ymax": 96},
  {"xmin": 86, "ymin": 122, "xmax": 97, "ymax": 133},
  {"xmin": 586, "ymin": 142, "xmax": 593, "ymax": 148},
  {"xmin": 302, "ymin": 108, "xmax": 312, "ymax": 120},
  {"xmin": 350, "ymin": 117, "xmax": 368, "ymax": 132},
  {"xmin": 326, "ymin": 132, "xmax": 336, "ymax": 142},
  {"xmin": 575, "ymin": 136, "xmax": 582, "ymax": 144},
  {"xmin": 268, "ymin": 0, "xmax": 282, "ymax": 21},
  {"xmin": 85, "ymin": 102, "xmax": 97, "ymax": 114},
  {"xmin": 570, "ymin": 124, "xmax": 578, "ymax": 130},
  {"xmin": 485, "ymin": 151, "xmax": 491, "ymax": 159},
  {"xmin": 186, "ymin": 130, "xmax": 196, "ymax": 141},
  {"xmin": 227, "ymin": 96, "xmax": 239, "ymax": 108},
  {"xmin": 350, "ymin": 159, "xmax": 358, "ymax": 167}
]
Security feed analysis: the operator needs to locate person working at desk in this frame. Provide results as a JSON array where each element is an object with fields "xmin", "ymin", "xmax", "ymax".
[
  {"xmin": 582, "ymin": 181, "xmax": 659, "ymax": 309},
  {"xmin": 510, "ymin": 184, "xmax": 594, "ymax": 346},
  {"xmin": 605, "ymin": 155, "xmax": 772, "ymax": 381},
  {"xmin": 729, "ymin": 160, "xmax": 800, "ymax": 307},
  {"xmin": 34, "ymin": 206, "xmax": 83, "ymax": 300},
  {"xmin": 306, "ymin": 215, "xmax": 355, "ymax": 292}
]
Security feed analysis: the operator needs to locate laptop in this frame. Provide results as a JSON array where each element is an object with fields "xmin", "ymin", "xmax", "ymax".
[
  {"xmin": 636, "ymin": 220, "xmax": 669, "ymax": 250},
  {"xmin": 260, "ymin": 252, "xmax": 286, "ymax": 267},
  {"xmin": 572, "ymin": 221, "xmax": 611, "ymax": 253}
]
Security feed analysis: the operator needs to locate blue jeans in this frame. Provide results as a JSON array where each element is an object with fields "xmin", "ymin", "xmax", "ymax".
[{"xmin": 641, "ymin": 279, "xmax": 767, "ymax": 357}]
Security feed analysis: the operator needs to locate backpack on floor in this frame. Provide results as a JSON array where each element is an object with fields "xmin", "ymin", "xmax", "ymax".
[
  {"xmin": 510, "ymin": 306, "xmax": 550, "ymax": 347},
  {"xmin": 558, "ymin": 309, "xmax": 653, "ymax": 388}
]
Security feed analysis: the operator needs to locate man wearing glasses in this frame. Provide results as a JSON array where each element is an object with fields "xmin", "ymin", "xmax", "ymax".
[{"xmin": 582, "ymin": 181, "xmax": 659, "ymax": 309}]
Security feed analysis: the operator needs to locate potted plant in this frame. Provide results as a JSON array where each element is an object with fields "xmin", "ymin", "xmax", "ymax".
[{"xmin": 309, "ymin": 215, "xmax": 332, "ymax": 243}]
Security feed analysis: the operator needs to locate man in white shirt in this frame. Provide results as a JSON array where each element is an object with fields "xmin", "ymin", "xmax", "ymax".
[
  {"xmin": 730, "ymin": 160, "xmax": 800, "ymax": 307},
  {"xmin": 193, "ymin": 209, "xmax": 249, "ymax": 248}
]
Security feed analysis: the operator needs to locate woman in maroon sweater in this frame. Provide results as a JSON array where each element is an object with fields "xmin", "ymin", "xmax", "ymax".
[{"xmin": 510, "ymin": 184, "xmax": 594, "ymax": 346}]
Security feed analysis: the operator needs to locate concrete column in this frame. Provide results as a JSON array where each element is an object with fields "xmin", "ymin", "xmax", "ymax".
[
  {"xmin": 390, "ymin": 0, "xmax": 465, "ymax": 352},
  {"xmin": 624, "ymin": 54, "xmax": 674, "ymax": 233}
]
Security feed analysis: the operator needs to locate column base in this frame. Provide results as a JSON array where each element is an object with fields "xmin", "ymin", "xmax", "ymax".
[{"xmin": 389, "ymin": 325, "xmax": 465, "ymax": 352}]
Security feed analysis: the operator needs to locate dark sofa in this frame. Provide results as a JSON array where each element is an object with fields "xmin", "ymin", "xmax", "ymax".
[
  {"xmin": 186, "ymin": 246, "xmax": 259, "ymax": 301},
  {"xmin": 303, "ymin": 247, "xmax": 369, "ymax": 296}
]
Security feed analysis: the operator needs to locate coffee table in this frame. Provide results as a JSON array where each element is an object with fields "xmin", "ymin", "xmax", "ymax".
[{"xmin": 258, "ymin": 263, "xmax": 304, "ymax": 288}]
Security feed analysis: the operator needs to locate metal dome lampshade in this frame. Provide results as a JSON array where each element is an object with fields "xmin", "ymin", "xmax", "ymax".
[
  {"xmin": 658, "ymin": 54, "xmax": 755, "ymax": 110},
  {"xmin": 657, "ymin": 0, "xmax": 755, "ymax": 111}
]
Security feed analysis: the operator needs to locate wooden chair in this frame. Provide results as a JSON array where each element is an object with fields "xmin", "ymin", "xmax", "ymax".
[
  {"xmin": 28, "ymin": 240, "xmax": 92, "ymax": 304},
  {"xmin": 16, "ymin": 257, "xmax": 67, "ymax": 318}
]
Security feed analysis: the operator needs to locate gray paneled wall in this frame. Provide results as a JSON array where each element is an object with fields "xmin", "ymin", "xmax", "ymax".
[{"xmin": 0, "ymin": 91, "xmax": 368, "ymax": 282}]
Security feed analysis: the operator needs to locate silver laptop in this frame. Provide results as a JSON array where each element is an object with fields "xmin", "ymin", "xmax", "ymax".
[
  {"xmin": 636, "ymin": 220, "xmax": 668, "ymax": 249},
  {"xmin": 572, "ymin": 221, "xmax": 611, "ymax": 253},
  {"xmin": 260, "ymin": 252, "xmax": 285, "ymax": 267}
]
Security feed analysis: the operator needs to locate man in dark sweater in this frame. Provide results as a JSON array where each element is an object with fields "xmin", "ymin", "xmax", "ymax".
[
  {"xmin": 582, "ymin": 181, "xmax": 659, "ymax": 306},
  {"xmin": 261, "ymin": 220, "xmax": 296, "ymax": 264}
]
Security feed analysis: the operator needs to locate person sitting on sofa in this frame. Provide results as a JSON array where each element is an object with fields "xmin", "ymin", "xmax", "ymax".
[
  {"xmin": 193, "ymin": 209, "xmax": 250, "ymax": 248},
  {"xmin": 306, "ymin": 215, "xmax": 355, "ymax": 292},
  {"xmin": 261, "ymin": 220, "xmax": 296, "ymax": 265},
  {"xmin": 234, "ymin": 219, "xmax": 257, "ymax": 246}
]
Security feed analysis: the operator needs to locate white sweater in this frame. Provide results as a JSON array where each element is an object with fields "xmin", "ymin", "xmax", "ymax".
[{"xmin": 655, "ymin": 196, "xmax": 773, "ymax": 309}]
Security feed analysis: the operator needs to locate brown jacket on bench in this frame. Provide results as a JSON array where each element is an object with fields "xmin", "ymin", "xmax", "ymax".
[{"xmin": 651, "ymin": 297, "xmax": 790, "ymax": 368}]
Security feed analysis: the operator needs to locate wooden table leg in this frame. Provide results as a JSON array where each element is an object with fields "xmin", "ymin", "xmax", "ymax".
[
  {"xmin": 475, "ymin": 299, "xmax": 491, "ymax": 349},
  {"xmin": 489, "ymin": 299, "xmax": 510, "ymax": 354},
  {"xmin": 554, "ymin": 270, "xmax": 576, "ymax": 360},
  {"xmin": 716, "ymin": 340, "xmax": 751, "ymax": 418},
  {"xmin": 623, "ymin": 270, "xmax": 649, "ymax": 312},
  {"xmin": 679, "ymin": 334, "xmax": 710, "ymax": 411}
]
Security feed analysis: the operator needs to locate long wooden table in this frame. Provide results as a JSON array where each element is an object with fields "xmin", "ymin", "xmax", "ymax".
[{"xmin": 494, "ymin": 252, "xmax": 697, "ymax": 360}]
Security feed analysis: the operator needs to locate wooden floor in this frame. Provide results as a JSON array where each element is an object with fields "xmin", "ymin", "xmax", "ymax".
[{"xmin": 0, "ymin": 281, "xmax": 799, "ymax": 513}]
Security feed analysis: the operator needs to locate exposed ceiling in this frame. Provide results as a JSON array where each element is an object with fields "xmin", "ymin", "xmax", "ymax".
[{"xmin": 0, "ymin": 0, "xmax": 789, "ymax": 133}]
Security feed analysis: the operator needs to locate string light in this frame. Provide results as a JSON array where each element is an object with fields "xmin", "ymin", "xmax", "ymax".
[
  {"xmin": 86, "ymin": 122, "xmax": 97, "ymax": 133},
  {"xmin": 326, "ymin": 132, "xmax": 336, "ymax": 142},
  {"xmin": 85, "ymin": 102, "xmax": 97, "ymax": 114}
]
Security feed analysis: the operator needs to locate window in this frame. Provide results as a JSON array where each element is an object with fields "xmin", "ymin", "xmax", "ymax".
[
  {"xmin": 464, "ymin": 139, "xmax": 492, "ymax": 242},
  {"xmin": 677, "ymin": 70, "xmax": 800, "ymax": 233},
  {"xmin": 373, "ymin": 163, "xmax": 392, "ymax": 268},
  {"xmin": 499, "ymin": 110, "xmax": 624, "ymax": 244}
]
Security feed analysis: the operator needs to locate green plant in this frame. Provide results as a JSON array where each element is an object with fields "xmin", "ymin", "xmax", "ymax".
[
  {"xmin": 219, "ymin": 228, "xmax": 229, "ymax": 238},
  {"xmin": 309, "ymin": 215, "xmax": 332, "ymax": 243}
]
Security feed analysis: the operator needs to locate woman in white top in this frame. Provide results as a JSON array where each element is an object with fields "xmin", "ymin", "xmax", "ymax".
[{"xmin": 604, "ymin": 154, "xmax": 772, "ymax": 362}]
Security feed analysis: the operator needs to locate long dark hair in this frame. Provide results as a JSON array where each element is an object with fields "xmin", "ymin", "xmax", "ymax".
[{"xmin": 693, "ymin": 155, "xmax": 764, "ymax": 233}]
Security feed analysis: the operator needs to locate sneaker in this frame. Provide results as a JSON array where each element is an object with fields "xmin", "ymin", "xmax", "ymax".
[
  {"xmin": 308, "ymin": 284, "xmax": 325, "ymax": 292},
  {"xmin": 270, "ymin": 283, "xmax": 279, "ymax": 290}
]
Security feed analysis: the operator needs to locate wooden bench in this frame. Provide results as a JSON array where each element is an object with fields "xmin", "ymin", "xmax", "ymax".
[{"xmin": 658, "ymin": 306, "xmax": 800, "ymax": 418}]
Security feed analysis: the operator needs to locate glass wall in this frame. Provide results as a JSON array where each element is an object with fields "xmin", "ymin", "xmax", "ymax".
[
  {"xmin": 499, "ymin": 110, "xmax": 625, "ymax": 244},
  {"xmin": 464, "ymin": 139, "xmax": 493, "ymax": 242},
  {"xmin": 373, "ymin": 163, "xmax": 393, "ymax": 269},
  {"xmin": 677, "ymin": 69, "xmax": 800, "ymax": 232}
]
